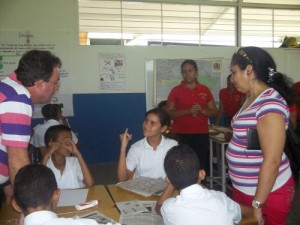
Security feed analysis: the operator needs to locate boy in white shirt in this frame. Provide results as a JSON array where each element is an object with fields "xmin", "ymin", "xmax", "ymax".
[
  {"xmin": 41, "ymin": 125, "xmax": 94, "ymax": 189},
  {"xmin": 155, "ymin": 145, "xmax": 252, "ymax": 225},
  {"xmin": 12, "ymin": 164, "xmax": 116, "ymax": 225},
  {"xmin": 30, "ymin": 104, "xmax": 79, "ymax": 155}
]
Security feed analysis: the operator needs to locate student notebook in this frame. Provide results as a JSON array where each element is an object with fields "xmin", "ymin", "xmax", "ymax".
[{"xmin": 57, "ymin": 188, "xmax": 89, "ymax": 207}]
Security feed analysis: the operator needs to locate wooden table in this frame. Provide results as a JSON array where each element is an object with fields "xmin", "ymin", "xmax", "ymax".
[
  {"xmin": 106, "ymin": 184, "xmax": 257, "ymax": 225},
  {"xmin": 57, "ymin": 184, "xmax": 115, "ymax": 214},
  {"xmin": 106, "ymin": 184, "xmax": 161, "ymax": 202},
  {"xmin": 239, "ymin": 218, "xmax": 258, "ymax": 225},
  {"xmin": 57, "ymin": 207, "xmax": 120, "ymax": 222},
  {"xmin": 0, "ymin": 185, "xmax": 117, "ymax": 224}
]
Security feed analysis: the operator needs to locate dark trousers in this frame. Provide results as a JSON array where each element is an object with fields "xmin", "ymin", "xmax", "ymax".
[
  {"xmin": 223, "ymin": 116, "xmax": 233, "ymax": 128},
  {"xmin": 176, "ymin": 133, "xmax": 210, "ymax": 175}
]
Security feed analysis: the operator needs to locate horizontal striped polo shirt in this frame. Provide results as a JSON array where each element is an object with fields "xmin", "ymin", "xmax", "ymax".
[{"xmin": 0, "ymin": 73, "xmax": 32, "ymax": 183}]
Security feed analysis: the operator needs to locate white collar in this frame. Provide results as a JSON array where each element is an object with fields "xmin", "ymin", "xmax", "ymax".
[{"xmin": 24, "ymin": 211, "xmax": 57, "ymax": 225}]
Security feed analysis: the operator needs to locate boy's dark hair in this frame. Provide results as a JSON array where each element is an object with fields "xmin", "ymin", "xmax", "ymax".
[
  {"xmin": 157, "ymin": 100, "xmax": 167, "ymax": 109},
  {"xmin": 44, "ymin": 124, "xmax": 71, "ymax": 148},
  {"xmin": 145, "ymin": 107, "xmax": 171, "ymax": 128},
  {"xmin": 164, "ymin": 145, "xmax": 200, "ymax": 190},
  {"xmin": 14, "ymin": 164, "xmax": 57, "ymax": 213},
  {"xmin": 42, "ymin": 104, "xmax": 62, "ymax": 120},
  {"xmin": 15, "ymin": 50, "xmax": 62, "ymax": 87}
]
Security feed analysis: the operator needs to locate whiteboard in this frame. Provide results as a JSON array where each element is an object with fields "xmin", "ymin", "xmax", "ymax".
[{"xmin": 154, "ymin": 58, "xmax": 223, "ymax": 106}]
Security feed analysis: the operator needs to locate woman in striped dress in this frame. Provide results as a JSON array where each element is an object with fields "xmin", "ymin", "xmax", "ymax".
[{"xmin": 226, "ymin": 47, "xmax": 294, "ymax": 225}]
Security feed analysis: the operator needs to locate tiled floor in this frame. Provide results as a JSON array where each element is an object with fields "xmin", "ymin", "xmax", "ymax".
[{"xmin": 90, "ymin": 162, "xmax": 300, "ymax": 225}]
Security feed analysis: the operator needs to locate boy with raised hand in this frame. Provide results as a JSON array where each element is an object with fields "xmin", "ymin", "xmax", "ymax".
[
  {"xmin": 155, "ymin": 145, "xmax": 252, "ymax": 225},
  {"xmin": 12, "ymin": 164, "xmax": 103, "ymax": 225}
]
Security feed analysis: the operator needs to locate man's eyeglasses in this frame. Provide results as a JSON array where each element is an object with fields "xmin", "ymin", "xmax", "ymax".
[{"xmin": 48, "ymin": 80, "xmax": 60, "ymax": 85}]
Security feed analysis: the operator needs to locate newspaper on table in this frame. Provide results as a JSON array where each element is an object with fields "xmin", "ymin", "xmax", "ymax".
[
  {"xmin": 119, "ymin": 201, "xmax": 164, "ymax": 225},
  {"xmin": 116, "ymin": 177, "xmax": 167, "ymax": 197},
  {"xmin": 77, "ymin": 211, "xmax": 120, "ymax": 225},
  {"xmin": 115, "ymin": 200, "xmax": 149, "ymax": 216}
]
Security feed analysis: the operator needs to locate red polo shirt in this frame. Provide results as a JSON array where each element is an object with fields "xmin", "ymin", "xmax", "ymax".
[
  {"xmin": 168, "ymin": 81, "xmax": 214, "ymax": 134},
  {"xmin": 219, "ymin": 88, "xmax": 245, "ymax": 117}
]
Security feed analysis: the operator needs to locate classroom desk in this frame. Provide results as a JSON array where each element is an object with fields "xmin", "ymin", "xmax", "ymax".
[
  {"xmin": 106, "ymin": 184, "xmax": 257, "ymax": 225},
  {"xmin": 106, "ymin": 184, "xmax": 161, "ymax": 202},
  {"xmin": 57, "ymin": 207, "xmax": 120, "ymax": 222},
  {"xmin": 0, "ymin": 185, "xmax": 116, "ymax": 224},
  {"xmin": 209, "ymin": 134, "xmax": 229, "ymax": 192},
  {"xmin": 57, "ymin": 184, "xmax": 115, "ymax": 213}
]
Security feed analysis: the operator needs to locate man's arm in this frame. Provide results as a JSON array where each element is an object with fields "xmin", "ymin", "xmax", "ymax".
[{"xmin": 7, "ymin": 147, "xmax": 30, "ymax": 185}]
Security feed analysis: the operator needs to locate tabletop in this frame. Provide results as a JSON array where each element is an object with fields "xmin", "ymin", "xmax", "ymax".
[
  {"xmin": 107, "ymin": 184, "xmax": 257, "ymax": 225},
  {"xmin": 107, "ymin": 184, "xmax": 161, "ymax": 202},
  {"xmin": 0, "ymin": 185, "xmax": 115, "ymax": 224}
]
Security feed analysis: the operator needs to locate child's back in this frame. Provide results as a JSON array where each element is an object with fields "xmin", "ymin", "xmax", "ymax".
[
  {"xmin": 156, "ymin": 145, "xmax": 241, "ymax": 225},
  {"xmin": 12, "ymin": 164, "xmax": 107, "ymax": 225},
  {"xmin": 161, "ymin": 185, "xmax": 240, "ymax": 225}
]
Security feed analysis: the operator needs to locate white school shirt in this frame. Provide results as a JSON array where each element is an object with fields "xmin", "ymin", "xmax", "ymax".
[
  {"xmin": 126, "ymin": 136, "xmax": 178, "ymax": 179},
  {"xmin": 24, "ymin": 211, "xmax": 121, "ymax": 225},
  {"xmin": 24, "ymin": 211, "xmax": 98, "ymax": 225},
  {"xmin": 30, "ymin": 119, "xmax": 78, "ymax": 147},
  {"xmin": 161, "ymin": 184, "xmax": 241, "ymax": 225},
  {"xmin": 46, "ymin": 157, "xmax": 84, "ymax": 189}
]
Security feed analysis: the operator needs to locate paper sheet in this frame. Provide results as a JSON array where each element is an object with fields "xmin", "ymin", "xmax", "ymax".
[
  {"xmin": 116, "ymin": 201, "xmax": 149, "ymax": 216},
  {"xmin": 120, "ymin": 201, "xmax": 164, "ymax": 225},
  {"xmin": 78, "ymin": 211, "xmax": 118, "ymax": 224},
  {"xmin": 117, "ymin": 177, "xmax": 167, "ymax": 197},
  {"xmin": 58, "ymin": 188, "xmax": 89, "ymax": 207}
]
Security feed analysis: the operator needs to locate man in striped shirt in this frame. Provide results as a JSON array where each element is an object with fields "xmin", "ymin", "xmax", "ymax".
[{"xmin": 0, "ymin": 50, "xmax": 61, "ymax": 198}]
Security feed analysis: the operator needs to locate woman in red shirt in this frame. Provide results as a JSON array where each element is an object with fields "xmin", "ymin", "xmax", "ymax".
[{"xmin": 166, "ymin": 59, "xmax": 218, "ymax": 177}]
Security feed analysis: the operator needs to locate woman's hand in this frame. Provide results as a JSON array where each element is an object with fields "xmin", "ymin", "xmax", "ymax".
[
  {"xmin": 191, "ymin": 103, "xmax": 201, "ymax": 116},
  {"xmin": 254, "ymin": 208, "xmax": 264, "ymax": 225}
]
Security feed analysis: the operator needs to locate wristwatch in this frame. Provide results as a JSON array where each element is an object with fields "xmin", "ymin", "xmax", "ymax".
[{"xmin": 252, "ymin": 200, "xmax": 264, "ymax": 209}]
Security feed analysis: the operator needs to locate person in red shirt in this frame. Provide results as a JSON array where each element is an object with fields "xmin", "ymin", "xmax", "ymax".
[
  {"xmin": 166, "ymin": 59, "xmax": 218, "ymax": 177},
  {"xmin": 215, "ymin": 74, "xmax": 245, "ymax": 127}
]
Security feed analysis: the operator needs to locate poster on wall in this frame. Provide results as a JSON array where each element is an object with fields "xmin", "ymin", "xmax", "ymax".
[
  {"xmin": 0, "ymin": 31, "xmax": 74, "ymax": 118},
  {"xmin": 99, "ymin": 52, "xmax": 126, "ymax": 90}
]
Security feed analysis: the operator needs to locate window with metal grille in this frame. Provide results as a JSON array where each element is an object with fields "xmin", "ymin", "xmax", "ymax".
[
  {"xmin": 78, "ymin": 0, "xmax": 300, "ymax": 47},
  {"xmin": 241, "ymin": 8, "xmax": 300, "ymax": 47}
]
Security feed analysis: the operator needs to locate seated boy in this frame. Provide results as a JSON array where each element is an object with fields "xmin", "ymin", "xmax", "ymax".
[
  {"xmin": 155, "ymin": 145, "xmax": 252, "ymax": 225},
  {"xmin": 41, "ymin": 125, "xmax": 94, "ymax": 189},
  {"xmin": 30, "ymin": 104, "xmax": 80, "ymax": 156},
  {"xmin": 11, "ymin": 164, "xmax": 101, "ymax": 225}
]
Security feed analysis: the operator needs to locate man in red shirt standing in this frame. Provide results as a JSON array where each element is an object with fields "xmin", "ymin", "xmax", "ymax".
[{"xmin": 215, "ymin": 74, "xmax": 245, "ymax": 127}]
